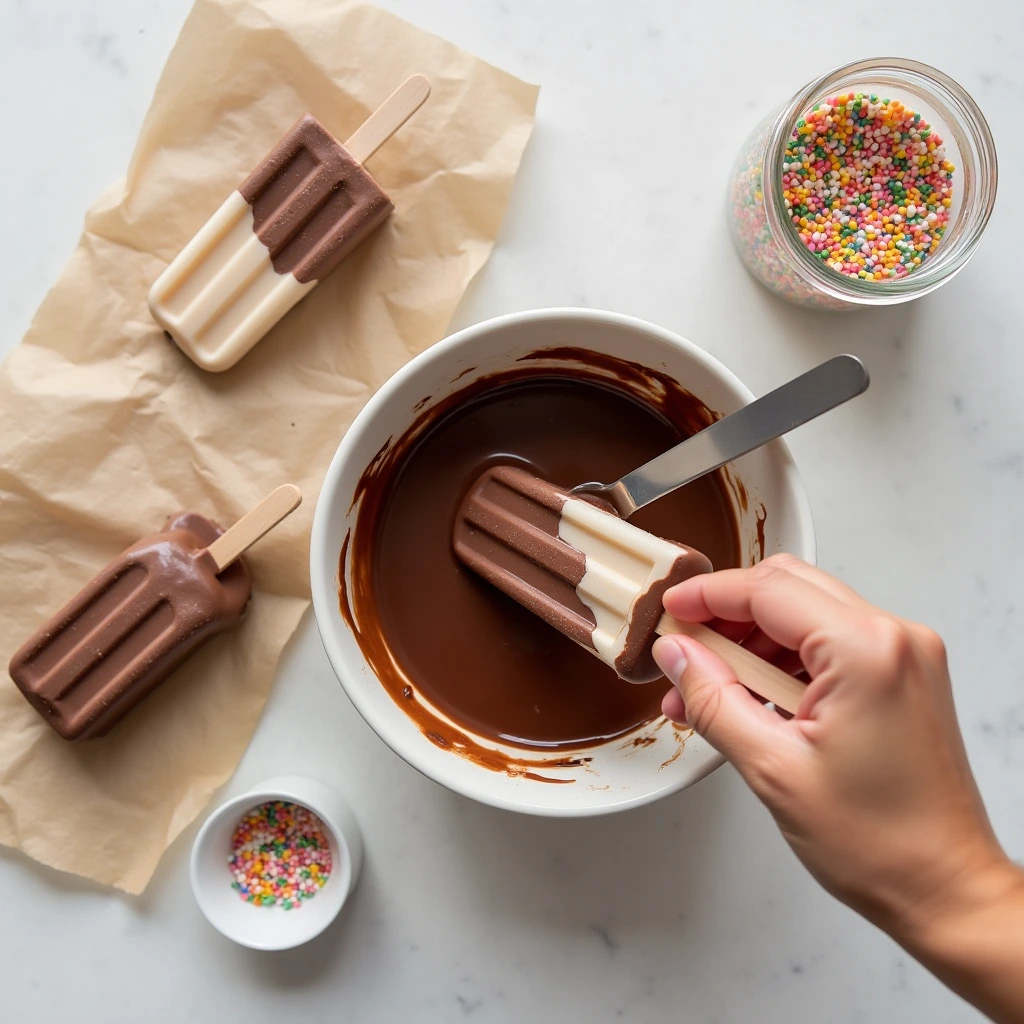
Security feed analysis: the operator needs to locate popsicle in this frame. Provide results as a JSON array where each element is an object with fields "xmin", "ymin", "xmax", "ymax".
[
  {"xmin": 9, "ymin": 484, "xmax": 302, "ymax": 740},
  {"xmin": 148, "ymin": 75, "xmax": 430, "ymax": 373},
  {"xmin": 453, "ymin": 466, "xmax": 808, "ymax": 712}
]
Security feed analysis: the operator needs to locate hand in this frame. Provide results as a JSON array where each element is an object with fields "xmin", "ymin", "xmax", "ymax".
[{"xmin": 652, "ymin": 556, "xmax": 1024, "ymax": 1023}]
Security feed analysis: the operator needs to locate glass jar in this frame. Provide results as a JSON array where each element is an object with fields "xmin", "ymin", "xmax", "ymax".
[{"xmin": 727, "ymin": 58, "xmax": 997, "ymax": 310}]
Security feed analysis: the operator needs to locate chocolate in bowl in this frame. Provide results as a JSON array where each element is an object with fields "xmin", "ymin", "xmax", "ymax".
[
  {"xmin": 311, "ymin": 308, "xmax": 815, "ymax": 814},
  {"xmin": 340, "ymin": 349, "xmax": 743, "ymax": 771}
]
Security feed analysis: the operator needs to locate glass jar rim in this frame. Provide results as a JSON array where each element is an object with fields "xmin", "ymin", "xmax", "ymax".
[{"xmin": 761, "ymin": 57, "xmax": 998, "ymax": 306}]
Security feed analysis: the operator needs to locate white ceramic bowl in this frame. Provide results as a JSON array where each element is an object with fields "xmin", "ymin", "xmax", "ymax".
[
  {"xmin": 190, "ymin": 775, "xmax": 363, "ymax": 950},
  {"xmin": 310, "ymin": 308, "xmax": 815, "ymax": 817}
]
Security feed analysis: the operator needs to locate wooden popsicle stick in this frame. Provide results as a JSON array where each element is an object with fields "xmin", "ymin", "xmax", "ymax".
[
  {"xmin": 206, "ymin": 484, "xmax": 302, "ymax": 573},
  {"xmin": 656, "ymin": 613, "xmax": 808, "ymax": 715},
  {"xmin": 344, "ymin": 74, "xmax": 431, "ymax": 165}
]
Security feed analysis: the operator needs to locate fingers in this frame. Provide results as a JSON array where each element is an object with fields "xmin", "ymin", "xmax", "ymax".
[
  {"xmin": 709, "ymin": 617, "xmax": 755, "ymax": 645},
  {"xmin": 653, "ymin": 633, "xmax": 789, "ymax": 765},
  {"xmin": 741, "ymin": 626, "xmax": 788, "ymax": 663},
  {"xmin": 663, "ymin": 557, "xmax": 858, "ymax": 653},
  {"xmin": 698, "ymin": 620, "xmax": 805, "ymax": 675},
  {"xmin": 662, "ymin": 686, "xmax": 687, "ymax": 724},
  {"xmin": 763, "ymin": 556, "xmax": 876, "ymax": 611}
]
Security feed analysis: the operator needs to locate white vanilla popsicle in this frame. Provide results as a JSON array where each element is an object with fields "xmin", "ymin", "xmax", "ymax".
[{"xmin": 148, "ymin": 76, "xmax": 430, "ymax": 372}]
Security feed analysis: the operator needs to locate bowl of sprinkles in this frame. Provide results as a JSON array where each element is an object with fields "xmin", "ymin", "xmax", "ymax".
[
  {"xmin": 190, "ymin": 776, "xmax": 363, "ymax": 950},
  {"xmin": 728, "ymin": 58, "xmax": 997, "ymax": 309}
]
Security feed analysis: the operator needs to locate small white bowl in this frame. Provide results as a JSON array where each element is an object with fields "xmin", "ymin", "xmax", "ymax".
[
  {"xmin": 310, "ymin": 308, "xmax": 816, "ymax": 817},
  {"xmin": 190, "ymin": 775, "xmax": 363, "ymax": 951}
]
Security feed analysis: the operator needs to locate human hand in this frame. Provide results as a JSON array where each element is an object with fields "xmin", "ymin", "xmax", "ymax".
[{"xmin": 652, "ymin": 555, "xmax": 1015, "ymax": 944}]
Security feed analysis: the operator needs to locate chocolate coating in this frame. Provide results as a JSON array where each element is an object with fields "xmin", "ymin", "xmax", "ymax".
[
  {"xmin": 454, "ymin": 465, "xmax": 597, "ymax": 650},
  {"xmin": 239, "ymin": 114, "xmax": 393, "ymax": 283},
  {"xmin": 454, "ymin": 465, "xmax": 713, "ymax": 684},
  {"xmin": 612, "ymin": 546, "xmax": 712, "ymax": 683},
  {"xmin": 9, "ymin": 512, "xmax": 251, "ymax": 741}
]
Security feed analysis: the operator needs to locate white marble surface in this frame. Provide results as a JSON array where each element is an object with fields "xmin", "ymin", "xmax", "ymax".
[{"xmin": 1, "ymin": 1, "xmax": 1022, "ymax": 1021}]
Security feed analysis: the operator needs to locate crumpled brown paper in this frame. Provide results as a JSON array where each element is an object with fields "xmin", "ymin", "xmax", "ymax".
[{"xmin": 0, "ymin": 0, "xmax": 537, "ymax": 893}]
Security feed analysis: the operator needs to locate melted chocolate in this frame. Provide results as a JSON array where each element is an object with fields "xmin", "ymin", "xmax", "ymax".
[{"xmin": 342, "ymin": 351, "xmax": 742, "ymax": 763}]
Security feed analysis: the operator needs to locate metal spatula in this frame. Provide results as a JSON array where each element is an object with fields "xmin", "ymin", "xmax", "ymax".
[{"xmin": 571, "ymin": 354, "xmax": 869, "ymax": 517}]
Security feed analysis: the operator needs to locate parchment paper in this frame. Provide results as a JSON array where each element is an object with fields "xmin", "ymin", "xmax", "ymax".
[{"xmin": 0, "ymin": 0, "xmax": 537, "ymax": 893}]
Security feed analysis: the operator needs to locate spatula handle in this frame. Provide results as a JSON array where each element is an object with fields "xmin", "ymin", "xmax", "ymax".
[{"xmin": 614, "ymin": 355, "xmax": 870, "ymax": 516}]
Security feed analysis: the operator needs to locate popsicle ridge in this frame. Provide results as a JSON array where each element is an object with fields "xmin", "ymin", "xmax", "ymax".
[
  {"xmin": 239, "ymin": 114, "xmax": 394, "ymax": 283},
  {"xmin": 556, "ymin": 497, "xmax": 711, "ymax": 679},
  {"xmin": 454, "ymin": 467, "xmax": 597, "ymax": 649}
]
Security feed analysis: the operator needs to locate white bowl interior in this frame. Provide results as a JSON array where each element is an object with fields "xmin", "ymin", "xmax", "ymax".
[
  {"xmin": 310, "ymin": 309, "xmax": 815, "ymax": 817},
  {"xmin": 190, "ymin": 776, "xmax": 361, "ymax": 950}
]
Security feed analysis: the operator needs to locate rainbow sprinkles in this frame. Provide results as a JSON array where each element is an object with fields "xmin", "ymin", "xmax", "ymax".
[{"xmin": 782, "ymin": 93, "xmax": 955, "ymax": 280}]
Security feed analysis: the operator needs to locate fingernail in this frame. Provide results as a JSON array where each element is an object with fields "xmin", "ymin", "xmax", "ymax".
[{"xmin": 652, "ymin": 637, "xmax": 688, "ymax": 684}]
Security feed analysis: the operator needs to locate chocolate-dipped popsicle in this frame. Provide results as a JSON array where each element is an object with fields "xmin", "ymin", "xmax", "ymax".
[
  {"xmin": 9, "ymin": 485, "xmax": 301, "ymax": 740},
  {"xmin": 455, "ymin": 466, "xmax": 812, "ymax": 713},
  {"xmin": 453, "ymin": 466, "xmax": 712, "ymax": 683},
  {"xmin": 148, "ymin": 75, "xmax": 430, "ymax": 373}
]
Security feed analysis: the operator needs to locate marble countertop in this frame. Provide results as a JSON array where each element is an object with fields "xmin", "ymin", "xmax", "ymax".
[{"xmin": 2, "ymin": 1, "xmax": 1022, "ymax": 1021}]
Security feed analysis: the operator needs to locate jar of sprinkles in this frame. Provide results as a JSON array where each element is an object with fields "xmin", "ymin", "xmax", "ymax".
[{"xmin": 728, "ymin": 58, "xmax": 997, "ymax": 310}]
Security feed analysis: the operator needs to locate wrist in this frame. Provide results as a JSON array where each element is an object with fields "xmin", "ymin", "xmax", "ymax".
[
  {"xmin": 885, "ymin": 850, "xmax": 1024, "ymax": 1024},
  {"xmin": 894, "ymin": 846, "xmax": 1024, "ymax": 964}
]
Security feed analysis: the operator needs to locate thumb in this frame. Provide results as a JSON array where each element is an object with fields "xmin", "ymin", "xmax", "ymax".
[{"xmin": 652, "ymin": 633, "xmax": 787, "ymax": 769}]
